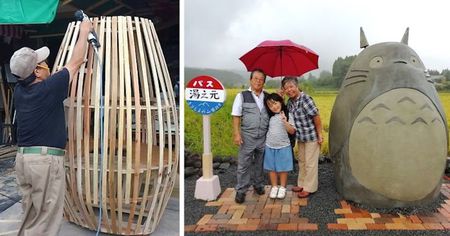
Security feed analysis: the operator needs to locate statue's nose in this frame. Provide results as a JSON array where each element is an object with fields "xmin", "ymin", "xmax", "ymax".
[{"xmin": 394, "ymin": 60, "xmax": 407, "ymax": 64}]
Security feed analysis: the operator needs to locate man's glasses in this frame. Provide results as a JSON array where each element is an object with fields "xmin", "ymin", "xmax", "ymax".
[{"xmin": 36, "ymin": 64, "xmax": 50, "ymax": 71}]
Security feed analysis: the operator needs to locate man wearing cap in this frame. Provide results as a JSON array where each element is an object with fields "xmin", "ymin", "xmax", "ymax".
[{"xmin": 11, "ymin": 19, "xmax": 91, "ymax": 236}]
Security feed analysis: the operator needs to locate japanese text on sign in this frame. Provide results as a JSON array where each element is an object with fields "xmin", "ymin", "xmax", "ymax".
[
  {"xmin": 185, "ymin": 75, "xmax": 226, "ymax": 115},
  {"xmin": 188, "ymin": 89, "xmax": 221, "ymax": 100}
]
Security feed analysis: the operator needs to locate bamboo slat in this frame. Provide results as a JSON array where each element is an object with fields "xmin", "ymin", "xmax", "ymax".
[
  {"xmin": 57, "ymin": 16, "xmax": 179, "ymax": 235},
  {"xmin": 117, "ymin": 15, "xmax": 126, "ymax": 226}
]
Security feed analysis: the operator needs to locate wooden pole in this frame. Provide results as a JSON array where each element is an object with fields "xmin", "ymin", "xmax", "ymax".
[{"xmin": 202, "ymin": 115, "xmax": 213, "ymax": 178}]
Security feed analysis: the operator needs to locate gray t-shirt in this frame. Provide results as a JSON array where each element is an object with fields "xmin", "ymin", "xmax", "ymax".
[{"xmin": 265, "ymin": 113, "xmax": 295, "ymax": 149}]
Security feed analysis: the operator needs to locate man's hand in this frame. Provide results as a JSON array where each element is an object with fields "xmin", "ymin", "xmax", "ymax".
[
  {"xmin": 79, "ymin": 18, "xmax": 93, "ymax": 34},
  {"xmin": 65, "ymin": 18, "xmax": 92, "ymax": 82},
  {"xmin": 232, "ymin": 116, "xmax": 243, "ymax": 146},
  {"xmin": 317, "ymin": 132, "xmax": 324, "ymax": 145},
  {"xmin": 233, "ymin": 132, "xmax": 243, "ymax": 146},
  {"xmin": 313, "ymin": 114, "xmax": 323, "ymax": 145}
]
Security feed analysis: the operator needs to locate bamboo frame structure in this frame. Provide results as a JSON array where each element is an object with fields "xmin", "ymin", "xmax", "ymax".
[{"xmin": 53, "ymin": 16, "xmax": 179, "ymax": 235}]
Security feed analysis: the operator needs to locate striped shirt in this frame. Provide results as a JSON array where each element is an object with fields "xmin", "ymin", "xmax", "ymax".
[{"xmin": 287, "ymin": 92, "xmax": 319, "ymax": 142}]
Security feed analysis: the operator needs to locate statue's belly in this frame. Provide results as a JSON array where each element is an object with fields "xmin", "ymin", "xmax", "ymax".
[{"xmin": 349, "ymin": 88, "xmax": 447, "ymax": 201}]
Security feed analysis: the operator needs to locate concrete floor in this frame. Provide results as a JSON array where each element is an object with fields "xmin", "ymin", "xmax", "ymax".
[
  {"xmin": 0, "ymin": 156, "xmax": 180, "ymax": 236},
  {"xmin": 0, "ymin": 198, "xmax": 179, "ymax": 236}
]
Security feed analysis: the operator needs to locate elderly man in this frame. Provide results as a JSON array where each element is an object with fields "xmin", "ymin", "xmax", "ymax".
[
  {"xmin": 282, "ymin": 76, "xmax": 323, "ymax": 198},
  {"xmin": 11, "ymin": 19, "xmax": 91, "ymax": 236},
  {"xmin": 231, "ymin": 69, "xmax": 269, "ymax": 203}
]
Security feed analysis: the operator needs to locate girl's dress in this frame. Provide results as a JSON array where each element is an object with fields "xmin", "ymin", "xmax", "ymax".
[{"xmin": 264, "ymin": 112, "xmax": 295, "ymax": 172}]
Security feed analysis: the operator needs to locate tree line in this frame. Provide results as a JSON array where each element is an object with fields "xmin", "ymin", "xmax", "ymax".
[{"xmin": 265, "ymin": 56, "xmax": 450, "ymax": 91}]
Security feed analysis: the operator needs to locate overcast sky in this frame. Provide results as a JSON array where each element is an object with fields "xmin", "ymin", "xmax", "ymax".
[{"xmin": 185, "ymin": 0, "xmax": 450, "ymax": 76}]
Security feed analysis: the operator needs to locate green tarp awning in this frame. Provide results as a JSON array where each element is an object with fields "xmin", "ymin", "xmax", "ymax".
[{"xmin": 0, "ymin": 0, "xmax": 59, "ymax": 24}]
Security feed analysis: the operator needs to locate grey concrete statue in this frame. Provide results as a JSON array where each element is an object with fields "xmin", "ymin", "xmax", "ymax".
[{"xmin": 329, "ymin": 27, "xmax": 448, "ymax": 207}]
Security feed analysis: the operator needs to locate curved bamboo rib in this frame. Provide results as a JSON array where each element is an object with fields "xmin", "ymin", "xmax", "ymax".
[{"xmin": 57, "ymin": 16, "xmax": 179, "ymax": 235}]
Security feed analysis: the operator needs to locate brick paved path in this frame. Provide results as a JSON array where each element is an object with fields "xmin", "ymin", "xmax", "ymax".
[
  {"xmin": 185, "ymin": 183, "xmax": 450, "ymax": 233},
  {"xmin": 328, "ymin": 183, "xmax": 450, "ymax": 231}
]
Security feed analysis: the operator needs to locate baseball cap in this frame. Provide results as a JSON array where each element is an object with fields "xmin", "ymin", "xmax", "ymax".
[{"xmin": 10, "ymin": 47, "xmax": 50, "ymax": 79}]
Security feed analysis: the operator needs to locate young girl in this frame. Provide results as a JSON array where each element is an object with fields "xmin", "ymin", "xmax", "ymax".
[{"xmin": 264, "ymin": 93, "xmax": 296, "ymax": 199}]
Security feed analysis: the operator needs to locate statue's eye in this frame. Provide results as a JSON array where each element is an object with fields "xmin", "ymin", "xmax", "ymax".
[
  {"xmin": 410, "ymin": 56, "xmax": 420, "ymax": 66},
  {"xmin": 369, "ymin": 56, "xmax": 383, "ymax": 68}
]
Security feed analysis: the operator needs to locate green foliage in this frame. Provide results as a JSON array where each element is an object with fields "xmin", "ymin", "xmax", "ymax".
[
  {"xmin": 298, "ymin": 80, "xmax": 315, "ymax": 95},
  {"xmin": 185, "ymin": 67, "xmax": 247, "ymax": 88},
  {"xmin": 264, "ymin": 79, "xmax": 283, "ymax": 89},
  {"xmin": 265, "ymin": 75, "xmax": 307, "ymax": 89},
  {"xmin": 433, "ymin": 71, "xmax": 450, "ymax": 91},
  {"xmin": 307, "ymin": 73, "xmax": 316, "ymax": 80},
  {"xmin": 442, "ymin": 69, "xmax": 450, "ymax": 81},
  {"xmin": 185, "ymin": 89, "xmax": 244, "ymax": 157},
  {"xmin": 332, "ymin": 55, "xmax": 357, "ymax": 88},
  {"xmin": 300, "ymin": 56, "xmax": 357, "ymax": 89},
  {"xmin": 311, "ymin": 70, "xmax": 334, "ymax": 88},
  {"xmin": 427, "ymin": 69, "xmax": 440, "ymax": 76},
  {"xmin": 438, "ymin": 92, "xmax": 450, "ymax": 155}
]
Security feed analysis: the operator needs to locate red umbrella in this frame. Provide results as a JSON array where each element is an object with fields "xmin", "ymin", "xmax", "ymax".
[{"xmin": 239, "ymin": 40, "xmax": 319, "ymax": 77}]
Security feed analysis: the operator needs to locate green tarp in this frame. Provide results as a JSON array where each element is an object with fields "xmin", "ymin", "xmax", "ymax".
[{"xmin": 0, "ymin": 0, "xmax": 59, "ymax": 24}]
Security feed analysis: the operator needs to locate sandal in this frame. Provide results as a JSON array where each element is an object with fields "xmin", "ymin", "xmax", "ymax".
[
  {"xmin": 297, "ymin": 191, "xmax": 310, "ymax": 198},
  {"xmin": 292, "ymin": 186, "xmax": 303, "ymax": 192}
]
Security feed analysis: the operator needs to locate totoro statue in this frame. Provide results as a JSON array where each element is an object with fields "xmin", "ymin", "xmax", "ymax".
[{"xmin": 329, "ymin": 27, "xmax": 448, "ymax": 207}]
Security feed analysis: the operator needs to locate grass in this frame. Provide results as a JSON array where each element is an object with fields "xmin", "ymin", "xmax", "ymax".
[
  {"xmin": 438, "ymin": 92, "xmax": 450, "ymax": 141},
  {"xmin": 185, "ymin": 89, "xmax": 239, "ymax": 157},
  {"xmin": 185, "ymin": 89, "xmax": 450, "ymax": 157}
]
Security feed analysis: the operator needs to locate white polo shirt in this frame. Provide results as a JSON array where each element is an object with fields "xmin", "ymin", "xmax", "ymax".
[{"xmin": 231, "ymin": 88, "xmax": 266, "ymax": 116}]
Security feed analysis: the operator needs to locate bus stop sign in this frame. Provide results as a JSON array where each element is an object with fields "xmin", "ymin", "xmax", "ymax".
[{"xmin": 185, "ymin": 75, "xmax": 226, "ymax": 115}]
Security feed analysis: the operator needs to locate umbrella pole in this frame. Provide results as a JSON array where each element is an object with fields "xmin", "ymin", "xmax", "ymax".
[{"xmin": 279, "ymin": 46, "xmax": 282, "ymax": 76}]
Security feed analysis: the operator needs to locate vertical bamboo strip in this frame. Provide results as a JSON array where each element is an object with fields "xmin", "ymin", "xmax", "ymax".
[
  {"xmin": 97, "ymin": 16, "xmax": 112, "ymax": 233},
  {"xmin": 92, "ymin": 17, "xmax": 101, "ymax": 206},
  {"xmin": 53, "ymin": 22, "xmax": 73, "ymax": 73},
  {"xmin": 65, "ymin": 21, "xmax": 86, "ymax": 226},
  {"xmin": 107, "ymin": 16, "xmax": 119, "ymax": 234},
  {"xmin": 82, "ymin": 26, "xmax": 94, "ymax": 216},
  {"xmin": 116, "ymin": 15, "xmax": 125, "ymax": 228},
  {"xmin": 134, "ymin": 17, "xmax": 153, "ymax": 231},
  {"xmin": 126, "ymin": 15, "xmax": 142, "ymax": 233}
]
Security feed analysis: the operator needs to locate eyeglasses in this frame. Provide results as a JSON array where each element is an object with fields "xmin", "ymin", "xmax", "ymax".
[{"xmin": 36, "ymin": 64, "xmax": 50, "ymax": 71}]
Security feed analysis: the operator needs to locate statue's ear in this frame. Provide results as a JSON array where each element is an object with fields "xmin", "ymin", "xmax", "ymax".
[
  {"xmin": 401, "ymin": 27, "xmax": 409, "ymax": 45},
  {"xmin": 360, "ymin": 27, "xmax": 369, "ymax": 48}
]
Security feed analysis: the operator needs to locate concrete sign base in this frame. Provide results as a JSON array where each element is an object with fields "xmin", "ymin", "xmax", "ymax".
[{"xmin": 194, "ymin": 175, "xmax": 221, "ymax": 201}]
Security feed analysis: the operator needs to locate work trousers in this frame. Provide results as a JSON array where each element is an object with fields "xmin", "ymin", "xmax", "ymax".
[
  {"xmin": 15, "ymin": 152, "xmax": 65, "ymax": 236},
  {"xmin": 297, "ymin": 141, "xmax": 320, "ymax": 193},
  {"xmin": 235, "ymin": 136, "xmax": 265, "ymax": 194}
]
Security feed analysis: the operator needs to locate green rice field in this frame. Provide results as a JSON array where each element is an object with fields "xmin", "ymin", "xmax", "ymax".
[{"xmin": 185, "ymin": 89, "xmax": 450, "ymax": 157}]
